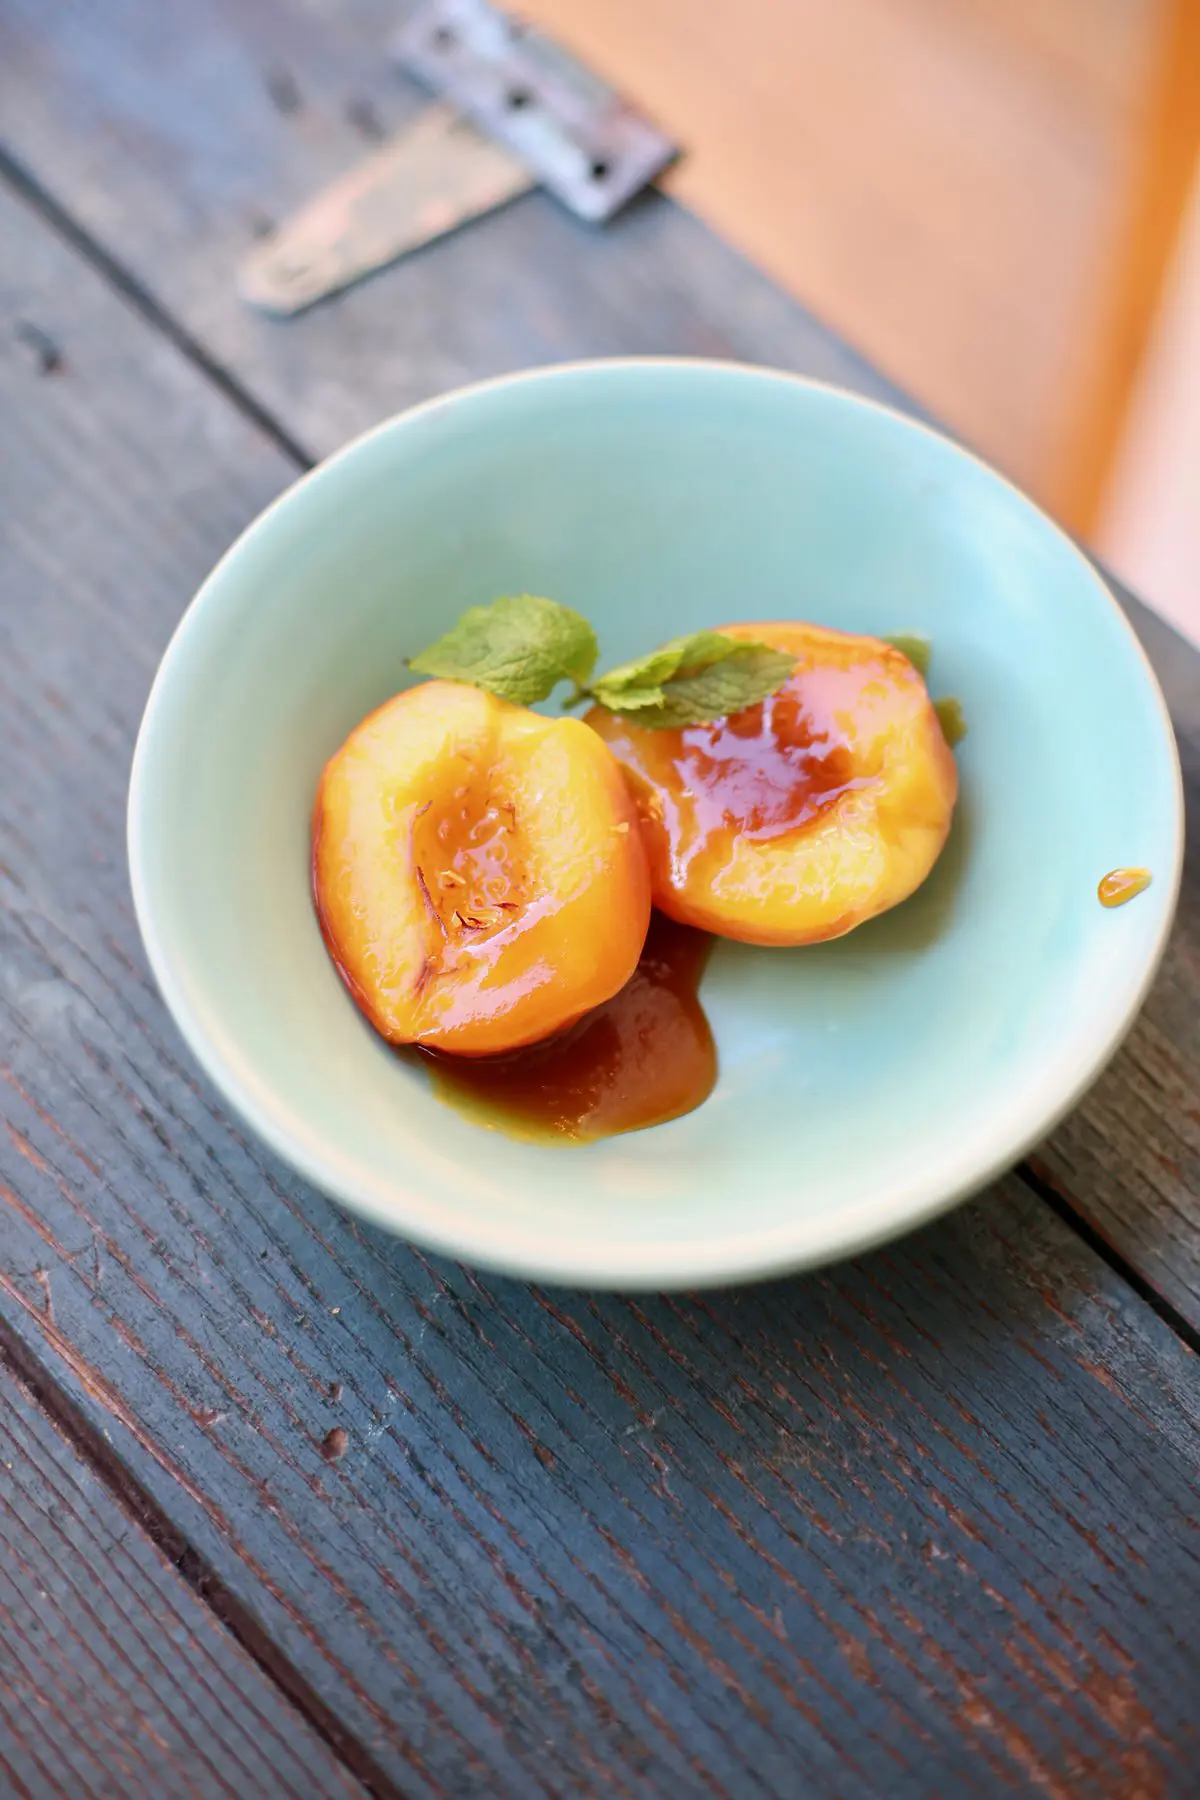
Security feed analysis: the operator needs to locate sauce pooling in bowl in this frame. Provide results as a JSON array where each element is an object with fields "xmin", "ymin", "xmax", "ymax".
[{"xmin": 414, "ymin": 913, "xmax": 715, "ymax": 1142}]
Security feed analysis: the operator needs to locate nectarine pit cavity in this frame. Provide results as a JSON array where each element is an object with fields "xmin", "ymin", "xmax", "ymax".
[{"xmin": 411, "ymin": 778, "xmax": 529, "ymax": 943}]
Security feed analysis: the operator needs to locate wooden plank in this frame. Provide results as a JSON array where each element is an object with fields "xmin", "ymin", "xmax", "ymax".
[
  {"xmin": 3, "ymin": 178, "xmax": 1200, "ymax": 1800},
  {"xmin": 0, "ymin": 0, "xmax": 903, "ymax": 460},
  {"xmin": 0, "ymin": 0, "xmax": 1155, "ymax": 504},
  {"xmin": 1, "ymin": 0, "xmax": 1196, "ymax": 1331},
  {"xmin": 0, "ymin": 1354, "xmax": 366, "ymax": 1800}
]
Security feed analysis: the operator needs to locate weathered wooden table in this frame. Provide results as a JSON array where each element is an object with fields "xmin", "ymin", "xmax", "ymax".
[{"xmin": 1, "ymin": 5, "xmax": 1198, "ymax": 1796}]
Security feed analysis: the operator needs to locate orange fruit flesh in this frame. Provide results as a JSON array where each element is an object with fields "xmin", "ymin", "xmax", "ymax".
[
  {"xmin": 314, "ymin": 681, "xmax": 651, "ymax": 1055},
  {"xmin": 587, "ymin": 622, "xmax": 958, "ymax": 947}
]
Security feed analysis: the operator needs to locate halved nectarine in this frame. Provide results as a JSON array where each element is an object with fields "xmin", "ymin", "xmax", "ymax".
[
  {"xmin": 586, "ymin": 622, "xmax": 958, "ymax": 946},
  {"xmin": 314, "ymin": 681, "xmax": 651, "ymax": 1055}
]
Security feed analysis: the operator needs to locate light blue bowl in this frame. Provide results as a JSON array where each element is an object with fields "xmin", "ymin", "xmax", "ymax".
[{"xmin": 128, "ymin": 361, "xmax": 1182, "ymax": 1288}]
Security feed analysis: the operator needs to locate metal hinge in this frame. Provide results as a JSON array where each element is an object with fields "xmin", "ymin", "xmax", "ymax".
[{"xmin": 240, "ymin": 0, "xmax": 678, "ymax": 314}]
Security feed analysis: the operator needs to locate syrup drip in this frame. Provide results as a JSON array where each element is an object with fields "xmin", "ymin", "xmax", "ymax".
[{"xmin": 1098, "ymin": 867, "xmax": 1152, "ymax": 908}]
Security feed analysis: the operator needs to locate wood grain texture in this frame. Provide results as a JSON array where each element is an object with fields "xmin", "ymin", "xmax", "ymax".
[
  {"xmin": 0, "ymin": 0, "xmax": 1157, "ymax": 507},
  {"xmin": 2, "ymin": 175, "xmax": 1200, "ymax": 1799},
  {"xmin": 1, "ymin": 0, "xmax": 1196, "ymax": 1340},
  {"xmin": 0, "ymin": 0, "xmax": 906, "ymax": 459},
  {"xmin": 1033, "ymin": 704, "xmax": 1200, "ymax": 1334},
  {"xmin": 0, "ymin": 1356, "xmax": 367, "ymax": 1800}
]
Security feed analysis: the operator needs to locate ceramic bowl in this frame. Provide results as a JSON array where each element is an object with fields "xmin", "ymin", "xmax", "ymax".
[{"xmin": 128, "ymin": 361, "xmax": 1182, "ymax": 1287}]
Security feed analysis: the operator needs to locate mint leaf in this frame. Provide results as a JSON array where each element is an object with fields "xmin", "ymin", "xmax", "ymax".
[
  {"xmin": 883, "ymin": 634, "xmax": 932, "ymax": 677},
  {"xmin": 590, "ymin": 631, "xmax": 796, "ymax": 729},
  {"xmin": 934, "ymin": 696, "xmax": 967, "ymax": 747},
  {"xmin": 408, "ymin": 595, "xmax": 598, "ymax": 706},
  {"xmin": 408, "ymin": 603, "xmax": 794, "ymax": 727}
]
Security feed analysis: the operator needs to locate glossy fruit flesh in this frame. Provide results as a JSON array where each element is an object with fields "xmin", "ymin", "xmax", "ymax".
[
  {"xmin": 587, "ymin": 622, "xmax": 958, "ymax": 946},
  {"xmin": 314, "ymin": 681, "xmax": 652, "ymax": 1054}
]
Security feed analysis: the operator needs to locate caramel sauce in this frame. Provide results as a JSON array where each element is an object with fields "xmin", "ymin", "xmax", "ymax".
[
  {"xmin": 415, "ymin": 913, "xmax": 715, "ymax": 1143},
  {"xmin": 593, "ymin": 657, "xmax": 896, "ymax": 897},
  {"xmin": 672, "ymin": 681, "xmax": 867, "ymax": 843},
  {"xmin": 1098, "ymin": 867, "xmax": 1152, "ymax": 908}
]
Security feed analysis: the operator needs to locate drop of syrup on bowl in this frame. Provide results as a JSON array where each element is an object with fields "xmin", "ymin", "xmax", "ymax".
[
  {"xmin": 1097, "ymin": 867, "xmax": 1152, "ymax": 908},
  {"xmin": 414, "ymin": 912, "xmax": 716, "ymax": 1142}
]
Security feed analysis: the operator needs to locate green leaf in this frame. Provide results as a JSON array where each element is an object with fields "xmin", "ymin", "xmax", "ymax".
[
  {"xmin": 408, "ymin": 594, "xmax": 598, "ymax": 706},
  {"xmin": 883, "ymin": 634, "xmax": 932, "ymax": 678},
  {"xmin": 590, "ymin": 631, "xmax": 796, "ymax": 729},
  {"xmin": 933, "ymin": 696, "xmax": 967, "ymax": 747}
]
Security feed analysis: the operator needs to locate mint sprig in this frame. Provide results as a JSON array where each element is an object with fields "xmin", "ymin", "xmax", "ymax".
[
  {"xmin": 409, "ymin": 599, "xmax": 796, "ymax": 728},
  {"xmin": 587, "ymin": 632, "xmax": 796, "ymax": 729},
  {"xmin": 408, "ymin": 594, "xmax": 598, "ymax": 707}
]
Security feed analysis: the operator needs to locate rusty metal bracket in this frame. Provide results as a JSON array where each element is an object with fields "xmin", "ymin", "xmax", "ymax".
[{"xmin": 240, "ymin": 0, "xmax": 678, "ymax": 314}]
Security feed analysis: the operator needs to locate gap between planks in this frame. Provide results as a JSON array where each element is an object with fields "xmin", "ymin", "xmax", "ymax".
[
  {"xmin": 0, "ymin": 1314, "xmax": 407, "ymax": 1800},
  {"xmin": 1019, "ymin": 1159, "xmax": 1200, "ymax": 1360},
  {"xmin": 0, "ymin": 144, "xmax": 315, "ymax": 472}
]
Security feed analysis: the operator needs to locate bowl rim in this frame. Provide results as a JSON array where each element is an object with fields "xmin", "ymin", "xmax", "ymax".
[{"xmin": 127, "ymin": 357, "xmax": 1185, "ymax": 1289}]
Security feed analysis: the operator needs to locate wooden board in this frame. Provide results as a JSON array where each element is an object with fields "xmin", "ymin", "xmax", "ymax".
[
  {"xmin": 0, "ymin": 0, "xmax": 1156, "ymax": 507},
  {"xmin": 0, "ymin": 1356, "xmax": 365, "ymax": 1799},
  {"xmin": 2, "ymin": 173, "xmax": 1200, "ymax": 1800},
  {"xmin": 1, "ymin": 0, "xmax": 1196, "ymax": 1334},
  {"xmin": 1031, "ymin": 717, "xmax": 1200, "ymax": 1334},
  {"xmin": 0, "ymin": 0, "xmax": 903, "ymax": 461}
]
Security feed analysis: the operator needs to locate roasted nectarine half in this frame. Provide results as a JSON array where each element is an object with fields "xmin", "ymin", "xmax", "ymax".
[
  {"xmin": 314, "ymin": 681, "xmax": 651, "ymax": 1055},
  {"xmin": 587, "ymin": 622, "xmax": 958, "ymax": 946}
]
